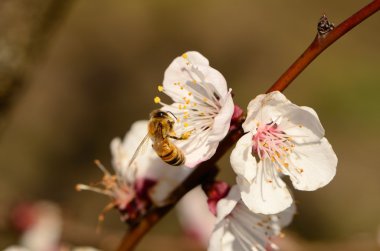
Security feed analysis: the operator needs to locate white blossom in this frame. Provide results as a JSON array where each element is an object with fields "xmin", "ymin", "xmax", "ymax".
[
  {"xmin": 177, "ymin": 186, "xmax": 216, "ymax": 247},
  {"xmin": 208, "ymin": 186, "xmax": 295, "ymax": 251},
  {"xmin": 231, "ymin": 91, "xmax": 337, "ymax": 214},
  {"xmin": 5, "ymin": 201, "xmax": 62, "ymax": 251},
  {"xmin": 155, "ymin": 51, "xmax": 234, "ymax": 167},
  {"xmin": 77, "ymin": 120, "xmax": 192, "ymax": 221}
]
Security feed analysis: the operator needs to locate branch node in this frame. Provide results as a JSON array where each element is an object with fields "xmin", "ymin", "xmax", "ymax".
[{"xmin": 317, "ymin": 14, "xmax": 335, "ymax": 37}]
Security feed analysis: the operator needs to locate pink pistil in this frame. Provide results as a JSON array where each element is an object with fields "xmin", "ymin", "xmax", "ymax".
[{"xmin": 252, "ymin": 122, "xmax": 293, "ymax": 162}]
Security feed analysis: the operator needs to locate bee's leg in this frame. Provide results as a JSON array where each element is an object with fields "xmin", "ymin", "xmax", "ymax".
[{"xmin": 169, "ymin": 129, "xmax": 195, "ymax": 140}]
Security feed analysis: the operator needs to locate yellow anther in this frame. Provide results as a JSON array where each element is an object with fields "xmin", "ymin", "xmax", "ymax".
[
  {"xmin": 184, "ymin": 122, "xmax": 189, "ymax": 127},
  {"xmin": 180, "ymin": 86, "xmax": 184, "ymax": 90},
  {"xmin": 203, "ymin": 98, "xmax": 208, "ymax": 102},
  {"xmin": 188, "ymin": 92, "xmax": 192, "ymax": 96},
  {"xmin": 283, "ymin": 163, "xmax": 289, "ymax": 168},
  {"xmin": 297, "ymin": 168, "xmax": 304, "ymax": 173},
  {"xmin": 154, "ymin": 97, "xmax": 161, "ymax": 103},
  {"xmin": 182, "ymin": 53, "xmax": 188, "ymax": 59},
  {"xmin": 192, "ymin": 80, "xmax": 197, "ymax": 84},
  {"xmin": 183, "ymin": 105, "xmax": 187, "ymax": 109},
  {"xmin": 158, "ymin": 85, "xmax": 164, "ymax": 92},
  {"xmin": 186, "ymin": 100, "xmax": 190, "ymax": 105},
  {"xmin": 182, "ymin": 131, "xmax": 192, "ymax": 139}
]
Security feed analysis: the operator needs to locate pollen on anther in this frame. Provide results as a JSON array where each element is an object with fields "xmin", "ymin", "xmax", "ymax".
[
  {"xmin": 184, "ymin": 122, "xmax": 189, "ymax": 127},
  {"xmin": 154, "ymin": 97, "xmax": 161, "ymax": 103},
  {"xmin": 182, "ymin": 53, "xmax": 188, "ymax": 59},
  {"xmin": 75, "ymin": 184, "xmax": 82, "ymax": 191},
  {"xmin": 158, "ymin": 85, "xmax": 164, "ymax": 92}
]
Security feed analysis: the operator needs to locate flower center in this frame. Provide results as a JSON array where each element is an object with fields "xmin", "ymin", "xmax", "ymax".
[
  {"xmin": 252, "ymin": 122, "xmax": 295, "ymax": 168},
  {"xmin": 154, "ymin": 59, "xmax": 226, "ymax": 142}
]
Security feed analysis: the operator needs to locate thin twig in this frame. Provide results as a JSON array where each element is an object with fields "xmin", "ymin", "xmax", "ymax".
[{"xmin": 117, "ymin": 1, "xmax": 380, "ymax": 250}]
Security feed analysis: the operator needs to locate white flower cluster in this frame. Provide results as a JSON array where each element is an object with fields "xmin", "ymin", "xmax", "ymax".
[{"xmin": 78, "ymin": 51, "xmax": 338, "ymax": 250}]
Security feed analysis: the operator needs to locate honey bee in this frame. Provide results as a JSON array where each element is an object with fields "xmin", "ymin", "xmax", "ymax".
[{"xmin": 128, "ymin": 110, "xmax": 192, "ymax": 167}]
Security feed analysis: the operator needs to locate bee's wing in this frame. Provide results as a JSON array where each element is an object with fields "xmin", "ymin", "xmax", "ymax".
[{"xmin": 128, "ymin": 134, "xmax": 151, "ymax": 168}]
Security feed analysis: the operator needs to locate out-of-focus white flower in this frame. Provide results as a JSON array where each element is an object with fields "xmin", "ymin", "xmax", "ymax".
[
  {"xmin": 21, "ymin": 202, "xmax": 61, "ymax": 251},
  {"xmin": 231, "ymin": 91, "xmax": 337, "ymax": 214},
  {"xmin": 155, "ymin": 51, "xmax": 234, "ymax": 167},
  {"xmin": 177, "ymin": 186, "xmax": 216, "ymax": 247},
  {"xmin": 208, "ymin": 186, "xmax": 295, "ymax": 251},
  {"xmin": 72, "ymin": 247, "xmax": 101, "ymax": 251},
  {"xmin": 77, "ymin": 120, "xmax": 192, "ymax": 222},
  {"xmin": 110, "ymin": 120, "xmax": 192, "ymax": 205},
  {"xmin": 6, "ymin": 201, "xmax": 62, "ymax": 251},
  {"xmin": 4, "ymin": 246, "xmax": 30, "ymax": 251}
]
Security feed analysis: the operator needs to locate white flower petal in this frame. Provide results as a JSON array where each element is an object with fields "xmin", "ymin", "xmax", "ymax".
[
  {"xmin": 184, "ymin": 51, "xmax": 210, "ymax": 66},
  {"xmin": 289, "ymin": 137, "xmax": 337, "ymax": 191},
  {"xmin": 3, "ymin": 247, "xmax": 30, "ymax": 251},
  {"xmin": 176, "ymin": 186, "xmax": 216, "ymax": 247},
  {"xmin": 277, "ymin": 202, "xmax": 297, "ymax": 228},
  {"xmin": 215, "ymin": 186, "xmax": 240, "ymax": 221},
  {"xmin": 208, "ymin": 221, "xmax": 228, "ymax": 251},
  {"xmin": 181, "ymin": 144, "xmax": 215, "ymax": 168},
  {"xmin": 149, "ymin": 164, "xmax": 192, "ymax": 205},
  {"xmin": 230, "ymin": 132, "xmax": 258, "ymax": 182},
  {"xmin": 237, "ymin": 163, "xmax": 293, "ymax": 214},
  {"xmin": 208, "ymin": 92, "xmax": 234, "ymax": 143},
  {"xmin": 243, "ymin": 91, "xmax": 325, "ymax": 144},
  {"xmin": 243, "ymin": 92, "xmax": 290, "ymax": 133},
  {"xmin": 163, "ymin": 51, "xmax": 228, "ymax": 103},
  {"xmin": 110, "ymin": 120, "xmax": 192, "ymax": 204},
  {"xmin": 280, "ymin": 105, "xmax": 325, "ymax": 144},
  {"xmin": 159, "ymin": 51, "xmax": 234, "ymax": 168},
  {"xmin": 209, "ymin": 186, "xmax": 296, "ymax": 251}
]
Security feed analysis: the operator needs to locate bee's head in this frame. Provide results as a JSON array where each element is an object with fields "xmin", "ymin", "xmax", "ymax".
[
  {"xmin": 150, "ymin": 110, "xmax": 177, "ymax": 125},
  {"xmin": 150, "ymin": 110, "xmax": 168, "ymax": 119}
]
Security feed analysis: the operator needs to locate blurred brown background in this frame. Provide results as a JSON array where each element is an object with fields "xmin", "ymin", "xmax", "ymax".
[{"xmin": 0, "ymin": 0, "xmax": 379, "ymax": 250}]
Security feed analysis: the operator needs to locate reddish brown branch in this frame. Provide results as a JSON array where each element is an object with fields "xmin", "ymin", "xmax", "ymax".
[
  {"xmin": 267, "ymin": 0, "xmax": 380, "ymax": 93},
  {"xmin": 117, "ymin": 127, "xmax": 243, "ymax": 251},
  {"xmin": 117, "ymin": 1, "xmax": 380, "ymax": 250}
]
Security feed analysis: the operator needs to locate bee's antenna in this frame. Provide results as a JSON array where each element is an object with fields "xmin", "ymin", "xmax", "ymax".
[{"xmin": 166, "ymin": 111, "xmax": 177, "ymax": 120}]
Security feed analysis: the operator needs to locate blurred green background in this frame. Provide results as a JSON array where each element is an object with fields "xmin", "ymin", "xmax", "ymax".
[{"xmin": 0, "ymin": 0, "xmax": 380, "ymax": 250}]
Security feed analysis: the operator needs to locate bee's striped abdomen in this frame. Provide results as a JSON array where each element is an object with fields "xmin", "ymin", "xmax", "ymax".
[{"xmin": 159, "ymin": 141, "xmax": 185, "ymax": 166}]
